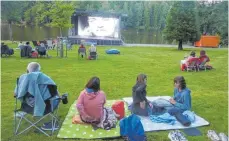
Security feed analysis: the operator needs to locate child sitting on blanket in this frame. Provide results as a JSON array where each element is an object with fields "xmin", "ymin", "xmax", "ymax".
[
  {"xmin": 152, "ymin": 76, "xmax": 191, "ymax": 113},
  {"xmin": 152, "ymin": 76, "xmax": 192, "ymax": 126},
  {"xmin": 169, "ymin": 76, "xmax": 191, "ymax": 112},
  {"xmin": 76, "ymin": 76, "xmax": 119, "ymax": 129},
  {"xmin": 131, "ymin": 74, "xmax": 152, "ymax": 116},
  {"xmin": 76, "ymin": 77, "xmax": 106, "ymax": 124}
]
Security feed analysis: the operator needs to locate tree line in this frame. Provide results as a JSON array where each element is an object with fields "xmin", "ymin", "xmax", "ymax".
[{"xmin": 1, "ymin": 1, "xmax": 228, "ymax": 48}]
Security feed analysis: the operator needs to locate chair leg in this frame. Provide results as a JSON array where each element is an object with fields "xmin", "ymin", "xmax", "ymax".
[{"xmin": 15, "ymin": 114, "xmax": 50, "ymax": 136}]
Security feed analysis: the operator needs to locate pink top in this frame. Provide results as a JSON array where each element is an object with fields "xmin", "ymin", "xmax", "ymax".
[{"xmin": 76, "ymin": 89, "xmax": 106, "ymax": 122}]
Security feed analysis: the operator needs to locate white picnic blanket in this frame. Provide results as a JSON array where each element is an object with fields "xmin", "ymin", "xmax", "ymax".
[{"xmin": 123, "ymin": 96, "xmax": 209, "ymax": 132}]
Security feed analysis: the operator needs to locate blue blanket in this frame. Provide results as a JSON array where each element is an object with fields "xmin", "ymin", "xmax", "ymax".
[
  {"xmin": 149, "ymin": 111, "xmax": 195, "ymax": 125},
  {"xmin": 16, "ymin": 72, "xmax": 55, "ymax": 116}
]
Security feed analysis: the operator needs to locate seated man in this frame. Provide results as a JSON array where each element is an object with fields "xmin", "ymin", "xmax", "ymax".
[
  {"xmin": 14, "ymin": 62, "xmax": 59, "ymax": 130},
  {"xmin": 78, "ymin": 44, "xmax": 86, "ymax": 58},
  {"xmin": 36, "ymin": 43, "xmax": 47, "ymax": 56},
  {"xmin": 17, "ymin": 41, "xmax": 24, "ymax": 50},
  {"xmin": 21, "ymin": 42, "xmax": 33, "ymax": 58},
  {"xmin": 88, "ymin": 44, "xmax": 97, "ymax": 60}
]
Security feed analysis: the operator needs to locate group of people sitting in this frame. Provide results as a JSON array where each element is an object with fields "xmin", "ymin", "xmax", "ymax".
[
  {"xmin": 78, "ymin": 44, "xmax": 97, "ymax": 60},
  {"xmin": 15, "ymin": 61, "xmax": 193, "ymax": 131},
  {"xmin": 75, "ymin": 73, "xmax": 193, "ymax": 129},
  {"xmin": 18, "ymin": 41, "xmax": 48, "ymax": 58},
  {"xmin": 180, "ymin": 50, "xmax": 212, "ymax": 71}
]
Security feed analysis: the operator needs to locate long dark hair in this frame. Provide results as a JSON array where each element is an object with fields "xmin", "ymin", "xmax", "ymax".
[
  {"xmin": 85, "ymin": 77, "xmax": 100, "ymax": 92},
  {"xmin": 174, "ymin": 76, "xmax": 186, "ymax": 90},
  {"xmin": 136, "ymin": 74, "xmax": 147, "ymax": 84}
]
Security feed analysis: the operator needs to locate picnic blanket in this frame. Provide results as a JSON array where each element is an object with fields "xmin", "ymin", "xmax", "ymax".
[
  {"xmin": 57, "ymin": 100, "xmax": 131, "ymax": 139},
  {"xmin": 123, "ymin": 96, "xmax": 210, "ymax": 132}
]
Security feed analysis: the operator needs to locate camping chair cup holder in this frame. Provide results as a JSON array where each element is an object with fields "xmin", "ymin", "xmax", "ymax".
[{"xmin": 61, "ymin": 93, "xmax": 68, "ymax": 104}]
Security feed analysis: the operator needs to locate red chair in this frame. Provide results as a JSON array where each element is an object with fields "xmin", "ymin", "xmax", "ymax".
[{"xmin": 186, "ymin": 57, "xmax": 199, "ymax": 72}]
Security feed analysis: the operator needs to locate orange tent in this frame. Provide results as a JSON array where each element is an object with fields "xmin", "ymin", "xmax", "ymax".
[{"xmin": 194, "ymin": 35, "xmax": 220, "ymax": 48}]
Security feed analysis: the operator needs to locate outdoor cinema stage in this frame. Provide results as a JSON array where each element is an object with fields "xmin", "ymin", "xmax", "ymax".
[
  {"xmin": 68, "ymin": 35, "xmax": 123, "ymax": 45},
  {"xmin": 69, "ymin": 9, "xmax": 126, "ymax": 45}
]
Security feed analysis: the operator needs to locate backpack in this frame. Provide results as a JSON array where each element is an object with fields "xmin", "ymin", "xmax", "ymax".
[{"xmin": 112, "ymin": 101, "xmax": 125, "ymax": 120}]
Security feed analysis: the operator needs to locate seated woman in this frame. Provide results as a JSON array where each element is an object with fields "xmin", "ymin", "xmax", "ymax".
[
  {"xmin": 76, "ymin": 77, "xmax": 106, "ymax": 124},
  {"xmin": 131, "ymin": 74, "xmax": 151, "ymax": 116},
  {"xmin": 180, "ymin": 51, "xmax": 198, "ymax": 71},
  {"xmin": 88, "ymin": 44, "xmax": 97, "ymax": 60}
]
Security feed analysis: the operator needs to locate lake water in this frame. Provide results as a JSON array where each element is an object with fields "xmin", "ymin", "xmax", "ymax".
[{"xmin": 1, "ymin": 24, "xmax": 168, "ymax": 44}]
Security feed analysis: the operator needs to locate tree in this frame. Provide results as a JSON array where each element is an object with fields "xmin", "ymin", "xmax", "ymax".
[
  {"xmin": 1, "ymin": 1, "xmax": 29, "ymax": 40},
  {"xmin": 163, "ymin": 1, "xmax": 200, "ymax": 50},
  {"xmin": 197, "ymin": 1, "xmax": 228, "ymax": 45},
  {"xmin": 43, "ymin": 1, "xmax": 75, "ymax": 37}
]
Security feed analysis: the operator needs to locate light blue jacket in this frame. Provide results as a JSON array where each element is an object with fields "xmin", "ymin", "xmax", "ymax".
[
  {"xmin": 150, "ymin": 110, "xmax": 195, "ymax": 125},
  {"xmin": 173, "ymin": 88, "xmax": 191, "ymax": 111},
  {"xmin": 15, "ymin": 72, "xmax": 55, "ymax": 116},
  {"xmin": 150, "ymin": 113, "xmax": 176, "ymax": 125}
]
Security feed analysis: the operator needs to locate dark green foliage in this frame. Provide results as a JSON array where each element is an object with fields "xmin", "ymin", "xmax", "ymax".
[{"xmin": 163, "ymin": 1, "xmax": 201, "ymax": 50}]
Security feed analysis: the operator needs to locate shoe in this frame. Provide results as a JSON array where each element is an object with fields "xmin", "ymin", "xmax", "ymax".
[
  {"xmin": 219, "ymin": 133, "xmax": 228, "ymax": 141},
  {"xmin": 41, "ymin": 121, "xmax": 59, "ymax": 131},
  {"xmin": 168, "ymin": 130, "xmax": 180, "ymax": 141},
  {"xmin": 174, "ymin": 130, "xmax": 188, "ymax": 141},
  {"xmin": 207, "ymin": 130, "xmax": 220, "ymax": 141}
]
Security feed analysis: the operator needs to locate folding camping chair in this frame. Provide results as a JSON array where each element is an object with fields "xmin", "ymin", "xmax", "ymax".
[
  {"xmin": 46, "ymin": 40, "xmax": 53, "ymax": 50},
  {"xmin": 14, "ymin": 78, "xmax": 68, "ymax": 136},
  {"xmin": 89, "ymin": 52, "xmax": 98, "ymax": 60},
  {"xmin": 78, "ymin": 47, "xmax": 87, "ymax": 59},
  {"xmin": 198, "ymin": 58, "xmax": 208, "ymax": 71},
  {"xmin": 186, "ymin": 58, "xmax": 199, "ymax": 72}
]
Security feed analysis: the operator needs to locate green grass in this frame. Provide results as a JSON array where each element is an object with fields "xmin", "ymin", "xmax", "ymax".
[{"xmin": 1, "ymin": 41, "xmax": 228, "ymax": 141}]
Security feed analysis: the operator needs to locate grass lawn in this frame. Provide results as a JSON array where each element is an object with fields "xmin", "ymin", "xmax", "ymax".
[{"xmin": 1, "ymin": 41, "xmax": 228, "ymax": 141}]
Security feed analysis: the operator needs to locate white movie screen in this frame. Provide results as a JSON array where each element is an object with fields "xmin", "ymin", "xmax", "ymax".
[{"xmin": 78, "ymin": 16, "xmax": 119, "ymax": 38}]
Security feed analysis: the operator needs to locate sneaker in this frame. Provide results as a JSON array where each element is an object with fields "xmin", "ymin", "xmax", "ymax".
[
  {"xmin": 207, "ymin": 130, "xmax": 220, "ymax": 141},
  {"xmin": 219, "ymin": 133, "xmax": 228, "ymax": 141},
  {"xmin": 174, "ymin": 130, "xmax": 188, "ymax": 141},
  {"xmin": 168, "ymin": 130, "xmax": 180, "ymax": 141},
  {"xmin": 41, "ymin": 121, "xmax": 59, "ymax": 131}
]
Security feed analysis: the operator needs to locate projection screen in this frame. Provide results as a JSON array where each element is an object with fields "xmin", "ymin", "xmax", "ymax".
[{"xmin": 78, "ymin": 16, "xmax": 119, "ymax": 38}]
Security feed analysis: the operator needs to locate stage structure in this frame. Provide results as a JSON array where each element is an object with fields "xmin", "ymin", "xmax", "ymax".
[{"xmin": 68, "ymin": 9, "xmax": 126, "ymax": 46}]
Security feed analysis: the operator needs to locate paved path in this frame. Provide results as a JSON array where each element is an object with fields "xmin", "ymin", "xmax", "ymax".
[
  {"xmin": 123, "ymin": 43, "xmax": 226, "ymax": 49},
  {"xmin": 123, "ymin": 43, "xmax": 194, "ymax": 48}
]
